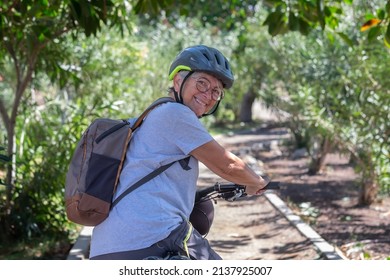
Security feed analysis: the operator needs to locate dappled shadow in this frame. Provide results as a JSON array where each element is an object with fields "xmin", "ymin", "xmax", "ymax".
[
  {"xmin": 271, "ymin": 239, "xmax": 321, "ymax": 260},
  {"xmin": 240, "ymin": 212, "xmax": 292, "ymax": 232},
  {"xmin": 276, "ymin": 181, "xmax": 359, "ymax": 203},
  {"xmin": 209, "ymin": 236, "xmax": 252, "ymax": 253}
]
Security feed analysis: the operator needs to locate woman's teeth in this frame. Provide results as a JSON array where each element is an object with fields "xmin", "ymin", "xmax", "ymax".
[{"xmin": 195, "ymin": 97, "xmax": 206, "ymax": 107}]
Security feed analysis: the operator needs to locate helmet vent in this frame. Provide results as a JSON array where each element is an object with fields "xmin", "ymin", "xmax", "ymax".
[
  {"xmin": 202, "ymin": 52, "xmax": 211, "ymax": 61},
  {"xmin": 214, "ymin": 54, "xmax": 221, "ymax": 65}
]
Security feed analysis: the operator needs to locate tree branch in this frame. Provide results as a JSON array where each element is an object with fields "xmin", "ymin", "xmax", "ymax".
[
  {"xmin": 3, "ymin": 0, "xmax": 20, "ymax": 15},
  {"xmin": 0, "ymin": 97, "xmax": 10, "ymax": 133}
]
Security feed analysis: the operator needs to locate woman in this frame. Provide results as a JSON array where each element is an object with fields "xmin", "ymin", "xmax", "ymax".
[{"xmin": 89, "ymin": 45, "xmax": 269, "ymax": 260}]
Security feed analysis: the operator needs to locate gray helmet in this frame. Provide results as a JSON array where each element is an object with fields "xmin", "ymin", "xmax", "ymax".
[{"xmin": 168, "ymin": 45, "xmax": 234, "ymax": 89}]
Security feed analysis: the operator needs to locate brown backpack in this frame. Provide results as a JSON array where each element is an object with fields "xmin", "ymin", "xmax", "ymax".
[{"xmin": 65, "ymin": 97, "xmax": 176, "ymax": 226}]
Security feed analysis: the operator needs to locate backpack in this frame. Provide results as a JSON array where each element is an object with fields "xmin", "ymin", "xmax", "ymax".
[{"xmin": 65, "ymin": 97, "xmax": 176, "ymax": 226}]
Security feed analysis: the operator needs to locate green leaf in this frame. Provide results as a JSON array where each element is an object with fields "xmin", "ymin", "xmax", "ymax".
[
  {"xmin": 377, "ymin": 9, "xmax": 385, "ymax": 20},
  {"xmin": 337, "ymin": 32, "xmax": 354, "ymax": 46},
  {"xmin": 298, "ymin": 18, "xmax": 311, "ymax": 35},
  {"xmin": 367, "ymin": 26, "xmax": 382, "ymax": 41},
  {"xmin": 0, "ymin": 154, "xmax": 11, "ymax": 162},
  {"xmin": 326, "ymin": 31, "xmax": 335, "ymax": 44},
  {"xmin": 264, "ymin": 10, "xmax": 286, "ymax": 36},
  {"xmin": 317, "ymin": 0, "xmax": 325, "ymax": 30},
  {"xmin": 385, "ymin": 23, "xmax": 390, "ymax": 48},
  {"xmin": 38, "ymin": 32, "xmax": 45, "ymax": 42},
  {"xmin": 288, "ymin": 12, "xmax": 299, "ymax": 31},
  {"xmin": 324, "ymin": 6, "xmax": 332, "ymax": 17}
]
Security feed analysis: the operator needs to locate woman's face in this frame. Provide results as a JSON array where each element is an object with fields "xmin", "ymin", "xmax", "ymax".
[{"xmin": 175, "ymin": 72, "xmax": 224, "ymax": 117}]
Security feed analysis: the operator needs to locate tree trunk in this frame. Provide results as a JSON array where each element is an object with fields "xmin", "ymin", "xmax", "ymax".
[
  {"xmin": 2, "ymin": 53, "xmax": 36, "ymax": 212},
  {"xmin": 359, "ymin": 167, "xmax": 379, "ymax": 206},
  {"xmin": 308, "ymin": 136, "xmax": 331, "ymax": 175},
  {"xmin": 239, "ymin": 90, "xmax": 256, "ymax": 123}
]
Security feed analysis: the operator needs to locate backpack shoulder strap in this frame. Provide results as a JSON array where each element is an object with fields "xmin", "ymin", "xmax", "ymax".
[
  {"xmin": 131, "ymin": 97, "xmax": 175, "ymax": 131},
  {"xmin": 110, "ymin": 158, "xmax": 187, "ymax": 210},
  {"xmin": 110, "ymin": 97, "xmax": 179, "ymax": 209}
]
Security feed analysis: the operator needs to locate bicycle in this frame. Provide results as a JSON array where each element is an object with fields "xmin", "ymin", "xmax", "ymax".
[
  {"xmin": 190, "ymin": 181, "xmax": 280, "ymax": 237},
  {"xmin": 88, "ymin": 180, "xmax": 279, "ymax": 260},
  {"xmin": 145, "ymin": 181, "xmax": 280, "ymax": 260}
]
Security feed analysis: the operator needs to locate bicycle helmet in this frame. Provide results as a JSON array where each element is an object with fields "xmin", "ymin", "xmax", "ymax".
[{"xmin": 169, "ymin": 45, "xmax": 234, "ymax": 89}]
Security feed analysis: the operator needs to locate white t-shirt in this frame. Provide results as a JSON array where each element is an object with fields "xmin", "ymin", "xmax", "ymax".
[{"xmin": 89, "ymin": 101, "xmax": 213, "ymax": 257}]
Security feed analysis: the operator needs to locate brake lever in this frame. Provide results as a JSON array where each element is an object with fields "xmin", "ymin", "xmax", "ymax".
[
  {"xmin": 221, "ymin": 189, "xmax": 247, "ymax": 202},
  {"xmin": 229, "ymin": 189, "xmax": 247, "ymax": 202}
]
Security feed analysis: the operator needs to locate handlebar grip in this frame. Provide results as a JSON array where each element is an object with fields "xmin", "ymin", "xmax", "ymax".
[{"xmin": 264, "ymin": 181, "xmax": 280, "ymax": 190}]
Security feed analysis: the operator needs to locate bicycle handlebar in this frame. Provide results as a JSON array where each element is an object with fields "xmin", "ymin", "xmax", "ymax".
[{"xmin": 195, "ymin": 181, "xmax": 280, "ymax": 202}]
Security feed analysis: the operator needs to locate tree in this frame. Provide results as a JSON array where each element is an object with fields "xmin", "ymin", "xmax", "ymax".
[
  {"xmin": 262, "ymin": 0, "xmax": 390, "ymax": 47},
  {"xmin": 132, "ymin": 1, "xmax": 390, "ymax": 125},
  {"xmin": 259, "ymin": 26, "xmax": 389, "ymax": 205},
  {"xmin": 0, "ymin": 0, "xmax": 129, "ymax": 226}
]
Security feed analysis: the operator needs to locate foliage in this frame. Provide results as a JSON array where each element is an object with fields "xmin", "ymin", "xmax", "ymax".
[
  {"xmin": 0, "ymin": 0, "xmax": 129, "ymax": 171},
  {"xmin": 0, "ymin": 21, "xmax": 147, "ymax": 243},
  {"xmin": 0, "ymin": 0, "xmax": 130, "ymax": 247},
  {"xmin": 134, "ymin": 0, "xmax": 258, "ymax": 30},
  {"xmin": 133, "ymin": 0, "xmax": 390, "ymax": 47},
  {"xmin": 0, "ymin": 146, "xmax": 10, "ymax": 185},
  {"xmin": 262, "ymin": 0, "xmax": 390, "ymax": 48},
  {"xmin": 257, "ymin": 15, "xmax": 390, "ymax": 202}
]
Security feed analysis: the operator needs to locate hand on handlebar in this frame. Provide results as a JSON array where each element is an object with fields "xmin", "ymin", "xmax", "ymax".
[
  {"xmin": 255, "ymin": 175, "xmax": 271, "ymax": 195},
  {"xmin": 245, "ymin": 174, "xmax": 271, "ymax": 195},
  {"xmin": 251, "ymin": 175, "xmax": 280, "ymax": 195}
]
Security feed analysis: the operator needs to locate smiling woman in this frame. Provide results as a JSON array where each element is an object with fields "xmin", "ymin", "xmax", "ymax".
[
  {"xmin": 171, "ymin": 71, "xmax": 223, "ymax": 117},
  {"xmin": 89, "ymin": 45, "xmax": 270, "ymax": 260},
  {"xmin": 167, "ymin": 45, "xmax": 234, "ymax": 117}
]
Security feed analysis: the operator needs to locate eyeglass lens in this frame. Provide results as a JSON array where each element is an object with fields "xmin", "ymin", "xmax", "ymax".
[{"xmin": 195, "ymin": 78, "xmax": 223, "ymax": 100}]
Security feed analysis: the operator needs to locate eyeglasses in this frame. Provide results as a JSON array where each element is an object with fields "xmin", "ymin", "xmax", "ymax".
[{"xmin": 192, "ymin": 77, "xmax": 224, "ymax": 101}]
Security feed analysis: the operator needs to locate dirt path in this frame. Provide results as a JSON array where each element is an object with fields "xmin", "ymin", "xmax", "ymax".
[
  {"xmin": 199, "ymin": 187, "xmax": 321, "ymax": 260},
  {"xmin": 197, "ymin": 127, "xmax": 322, "ymax": 260},
  {"xmin": 201, "ymin": 124, "xmax": 390, "ymax": 260}
]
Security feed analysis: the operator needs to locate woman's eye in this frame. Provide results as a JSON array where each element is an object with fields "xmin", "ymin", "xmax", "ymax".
[{"xmin": 198, "ymin": 81, "xmax": 208, "ymax": 88}]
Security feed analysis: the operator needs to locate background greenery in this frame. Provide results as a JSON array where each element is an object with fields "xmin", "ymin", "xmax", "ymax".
[{"xmin": 0, "ymin": 0, "xmax": 389, "ymax": 258}]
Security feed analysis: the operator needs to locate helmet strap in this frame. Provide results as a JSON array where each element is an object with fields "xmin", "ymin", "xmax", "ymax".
[
  {"xmin": 200, "ymin": 100, "xmax": 221, "ymax": 118},
  {"xmin": 175, "ymin": 71, "xmax": 194, "ymax": 104},
  {"xmin": 172, "ymin": 88, "xmax": 181, "ymax": 104}
]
